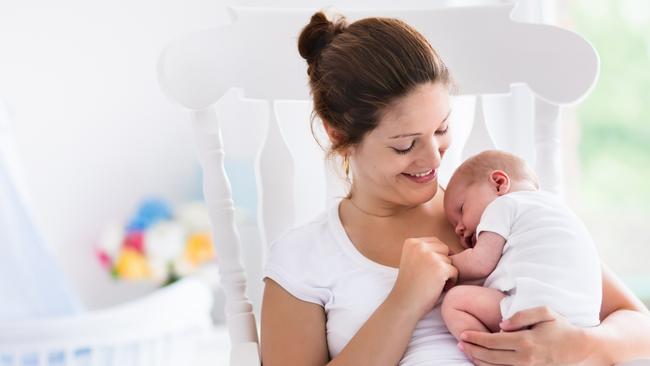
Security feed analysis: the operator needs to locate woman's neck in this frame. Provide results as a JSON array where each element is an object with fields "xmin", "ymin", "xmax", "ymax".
[
  {"xmin": 339, "ymin": 188, "xmax": 464, "ymax": 256},
  {"xmin": 346, "ymin": 194, "xmax": 415, "ymax": 220},
  {"xmin": 345, "ymin": 186, "xmax": 438, "ymax": 221},
  {"xmin": 345, "ymin": 197, "xmax": 416, "ymax": 219}
]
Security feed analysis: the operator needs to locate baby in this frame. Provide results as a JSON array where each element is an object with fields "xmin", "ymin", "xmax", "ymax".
[{"xmin": 441, "ymin": 150, "xmax": 601, "ymax": 341}]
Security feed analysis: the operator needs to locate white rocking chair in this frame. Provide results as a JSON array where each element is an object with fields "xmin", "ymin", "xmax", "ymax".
[{"xmin": 157, "ymin": 4, "xmax": 599, "ymax": 365}]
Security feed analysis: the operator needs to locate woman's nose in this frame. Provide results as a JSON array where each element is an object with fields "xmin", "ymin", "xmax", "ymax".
[{"xmin": 417, "ymin": 138, "xmax": 442, "ymax": 167}]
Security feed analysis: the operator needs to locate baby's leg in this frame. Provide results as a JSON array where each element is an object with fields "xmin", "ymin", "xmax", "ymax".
[{"xmin": 441, "ymin": 285, "xmax": 505, "ymax": 340}]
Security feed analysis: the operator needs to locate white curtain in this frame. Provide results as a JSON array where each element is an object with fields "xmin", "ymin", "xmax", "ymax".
[{"xmin": 0, "ymin": 101, "xmax": 82, "ymax": 321}]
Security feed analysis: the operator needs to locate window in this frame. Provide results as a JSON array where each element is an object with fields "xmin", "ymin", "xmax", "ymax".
[{"xmin": 561, "ymin": 0, "xmax": 650, "ymax": 305}]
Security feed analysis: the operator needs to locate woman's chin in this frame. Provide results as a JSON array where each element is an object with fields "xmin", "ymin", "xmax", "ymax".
[{"xmin": 401, "ymin": 179, "xmax": 439, "ymax": 205}]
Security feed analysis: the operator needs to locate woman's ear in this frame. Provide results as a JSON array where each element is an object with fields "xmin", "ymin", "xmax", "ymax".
[
  {"xmin": 324, "ymin": 121, "xmax": 355, "ymax": 157},
  {"xmin": 490, "ymin": 170, "xmax": 510, "ymax": 196},
  {"xmin": 323, "ymin": 121, "xmax": 344, "ymax": 146}
]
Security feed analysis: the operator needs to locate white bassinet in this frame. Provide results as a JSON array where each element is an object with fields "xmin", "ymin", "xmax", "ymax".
[{"xmin": 0, "ymin": 277, "xmax": 218, "ymax": 366}]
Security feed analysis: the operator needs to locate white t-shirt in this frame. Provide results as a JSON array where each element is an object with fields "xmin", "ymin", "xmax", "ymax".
[
  {"xmin": 477, "ymin": 191, "xmax": 602, "ymax": 326},
  {"xmin": 264, "ymin": 201, "xmax": 471, "ymax": 365}
]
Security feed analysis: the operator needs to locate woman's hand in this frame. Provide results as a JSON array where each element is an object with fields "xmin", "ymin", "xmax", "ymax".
[
  {"xmin": 458, "ymin": 306, "xmax": 595, "ymax": 366},
  {"xmin": 390, "ymin": 237, "xmax": 458, "ymax": 317}
]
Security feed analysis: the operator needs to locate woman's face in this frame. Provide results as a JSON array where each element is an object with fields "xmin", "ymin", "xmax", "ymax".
[{"xmin": 350, "ymin": 82, "xmax": 451, "ymax": 207}]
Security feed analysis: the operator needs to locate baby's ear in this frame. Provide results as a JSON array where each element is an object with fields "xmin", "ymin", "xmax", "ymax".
[{"xmin": 490, "ymin": 170, "xmax": 510, "ymax": 195}]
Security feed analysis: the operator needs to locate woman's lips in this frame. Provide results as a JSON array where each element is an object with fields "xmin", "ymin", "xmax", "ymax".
[{"xmin": 402, "ymin": 169, "xmax": 437, "ymax": 183}]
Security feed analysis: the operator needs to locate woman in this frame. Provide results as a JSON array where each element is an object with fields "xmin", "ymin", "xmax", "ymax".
[{"xmin": 261, "ymin": 11, "xmax": 650, "ymax": 365}]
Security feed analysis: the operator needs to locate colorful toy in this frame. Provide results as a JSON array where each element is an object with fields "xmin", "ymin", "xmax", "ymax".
[{"xmin": 96, "ymin": 198, "xmax": 216, "ymax": 285}]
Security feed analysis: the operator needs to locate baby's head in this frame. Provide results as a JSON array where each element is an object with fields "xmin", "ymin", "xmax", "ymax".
[{"xmin": 443, "ymin": 150, "xmax": 539, "ymax": 248}]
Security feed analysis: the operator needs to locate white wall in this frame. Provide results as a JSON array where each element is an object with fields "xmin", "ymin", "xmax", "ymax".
[
  {"xmin": 0, "ymin": 0, "xmax": 233, "ymax": 309},
  {"xmin": 0, "ymin": 0, "xmax": 550, "ymax": 311}
]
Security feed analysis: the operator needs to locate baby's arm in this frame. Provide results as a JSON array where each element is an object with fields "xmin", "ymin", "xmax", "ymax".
[{"xmin": 451, "ymin": 231, "xmax": 505, "ymax": 282}]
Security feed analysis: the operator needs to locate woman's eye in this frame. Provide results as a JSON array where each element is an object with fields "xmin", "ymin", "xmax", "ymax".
[
  {"xmin": 393, "ymin": 140, "xmax": 416, "ymax": 154},
  {"xmin": 435, "ymin": 125, "xmax": 449, "ymax": 135}
]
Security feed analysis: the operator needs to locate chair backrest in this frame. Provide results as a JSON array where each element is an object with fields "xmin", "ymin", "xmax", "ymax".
[{"xmin": 157, "ymin": 5, "xmax": 598, "ymax": 365}]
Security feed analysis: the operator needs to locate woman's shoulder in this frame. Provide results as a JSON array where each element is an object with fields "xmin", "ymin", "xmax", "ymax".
[
  {"xmin": 266, "ymin": 202, "xmax": 346, "ymax": 268},
  {"xmin": 263, "ymin": 204, "xmax": 342, "ymax": 306},
  {"xmin": 270, "ymin": 207, "xmax": 333, "ymax": 249}
]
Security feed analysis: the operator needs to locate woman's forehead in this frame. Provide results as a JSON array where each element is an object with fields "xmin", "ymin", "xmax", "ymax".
[{"xmin": 372, "ymin": 83, "xmax": 450, "ymax": 138}]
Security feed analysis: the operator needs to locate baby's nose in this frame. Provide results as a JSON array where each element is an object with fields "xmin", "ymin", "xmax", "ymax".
[{"xmin": 455, "ymin": 224, "xmax": 464, "ymax": 236}]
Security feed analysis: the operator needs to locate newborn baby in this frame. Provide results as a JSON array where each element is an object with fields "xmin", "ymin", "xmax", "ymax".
[{"xmin": 441, "ymin": 150, "xmax": 601, "ymax": 341}]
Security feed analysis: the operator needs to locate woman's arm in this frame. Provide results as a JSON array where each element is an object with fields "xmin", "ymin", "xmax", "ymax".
[
  {"xmin": 327, "ymin": 285, "xmax": 426, "ymax": 365},
  {"xmin": 261, "ymin": 279, "xmax": 329, "ymax": 366},
  {"xmin": 583, "ymin": 264, "xmax": 650, "ymax": 364},
  {"xmin": 261, "ymin": 237, "xmax": 458, "ymax": 366},
  {"xmin": 457, "ymin": 264, "xmax": 650, "ymax": 365},
  {"xmin": 261, "ymin": 279, "xmax": 428, "ymax": 366},
  {"xmin": 332, "ymin": 238, "xmax": 458, "ymax": 365}
]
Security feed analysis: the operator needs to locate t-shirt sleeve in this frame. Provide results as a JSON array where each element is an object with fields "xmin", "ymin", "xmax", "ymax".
[
  {"xmin": 476, "ymin": 195, "xmax": 517, "ymax": 240},
  {"xmin": 263, "ymin": 232, "xmax": 330, "ymax": 307}
]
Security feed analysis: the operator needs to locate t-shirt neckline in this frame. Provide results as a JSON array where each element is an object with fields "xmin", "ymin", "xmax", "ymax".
[{"xmin": 328, "ymin": 200, "xmax": 399, "ymax": 275}]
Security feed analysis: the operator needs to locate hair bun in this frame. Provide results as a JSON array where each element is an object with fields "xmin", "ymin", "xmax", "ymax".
[{"xmin": 298, "ymin": 11, "xmax": 348, "ymax": 66}]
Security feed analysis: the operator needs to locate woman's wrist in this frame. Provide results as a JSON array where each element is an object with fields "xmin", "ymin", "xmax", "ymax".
[
  {"xmin": 385, "ymin": 287, "xmax": 430, "ymax": 325},
  {"xmin": 580, "ymin": 325, "xmax": 614, "ymax": 365}
]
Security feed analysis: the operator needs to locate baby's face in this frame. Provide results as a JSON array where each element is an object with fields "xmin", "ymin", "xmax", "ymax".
[{"xmin": 444, "ymin": 179, "xmax": 499, "ymax": 249}]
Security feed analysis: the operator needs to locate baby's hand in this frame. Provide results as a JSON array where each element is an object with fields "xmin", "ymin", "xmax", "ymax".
[
  {"xmin": 442, "ymin": 280, "xmax": 456, "ymax": 292},
  {"xmin": 449, "ymin": 250, "xmax": 481, "ymax": 284},
  {"xmin": 449, "ymin": 251, "xmax": 468, "ymax": 270}
]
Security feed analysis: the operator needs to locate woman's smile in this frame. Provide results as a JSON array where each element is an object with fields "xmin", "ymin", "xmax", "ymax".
[{"xmin": 401, "ymin": 168, "xmax": 437, "ymax": 183}]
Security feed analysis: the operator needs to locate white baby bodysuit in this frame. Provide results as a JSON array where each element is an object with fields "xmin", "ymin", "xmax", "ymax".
[{"xmin": 477, "ymin": 190, "xmax": 601, "ymax": 327}]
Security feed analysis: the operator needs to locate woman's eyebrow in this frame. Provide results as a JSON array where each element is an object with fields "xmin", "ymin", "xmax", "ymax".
[
  {"xmin": 389, "ymin": 132, "xmax": 422, "ymax": 139},
  {"xmin": 388, "ymin": 109, "xmax": 452, "ymax": 139}
]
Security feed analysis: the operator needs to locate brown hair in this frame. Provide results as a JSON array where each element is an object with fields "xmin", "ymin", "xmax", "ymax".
[
  {"xmin": 297, "ymin": 11, "xmax": 451, "ymax": 156},
  {"xmin": 450, "ymin": 150, "xmax": 540, "ymax": 189}
]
